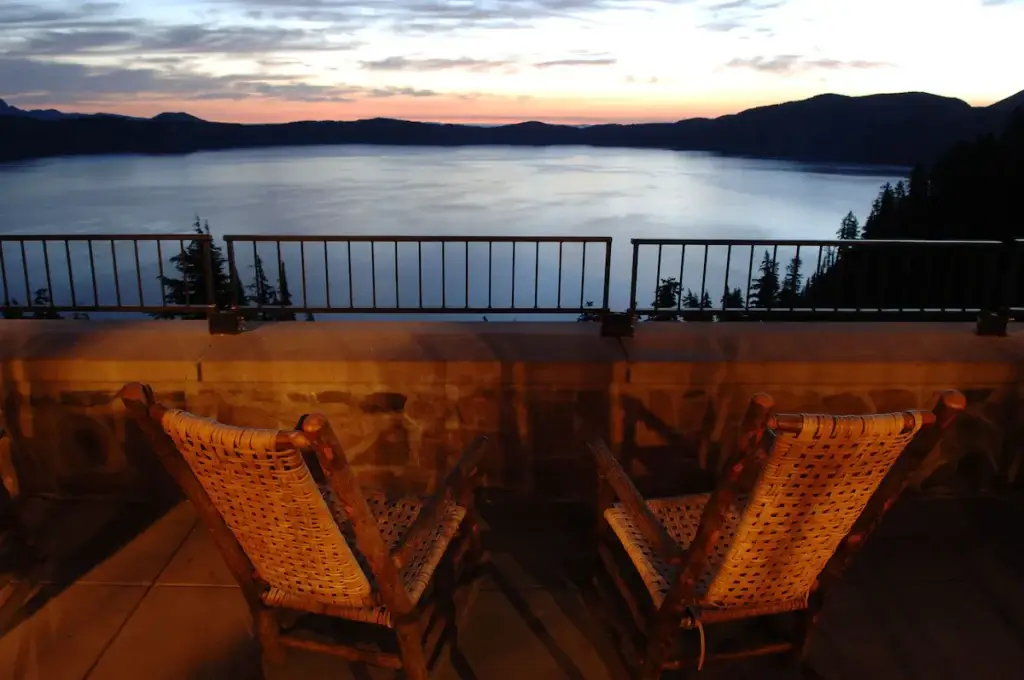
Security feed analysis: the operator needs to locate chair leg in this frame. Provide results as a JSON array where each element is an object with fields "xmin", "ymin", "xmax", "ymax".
[
  {"xmin": 793, "ymin": 596, "xmax": 823, "ymax": 663},
  {"xmin": 256, "ymin": 609, "xmax": 286, "ymax": 666},
  {"xmin": 396, "ymin": 622, "xmax": 429, "ymax": 680}
]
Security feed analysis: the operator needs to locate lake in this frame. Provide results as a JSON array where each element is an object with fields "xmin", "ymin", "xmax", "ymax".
[{"xmin": 0, "ymin": 145, "xmax": 904, "ymax": 319}]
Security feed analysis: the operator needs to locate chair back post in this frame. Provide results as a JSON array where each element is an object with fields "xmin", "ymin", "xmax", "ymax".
[
  {"xmin": 299, "ymin": 413, "xmax": 414, "ymax": 615},
  {"xmin": 118, "ymin": 382, "xmax": 266, "ymax": 610},
  {"xmin": 642, "ymin": 393, "xmax": 776, "ymax": 674},
  {"xmin": 816, "ymin": 389, "xmax": 966, "ymax": 591}
]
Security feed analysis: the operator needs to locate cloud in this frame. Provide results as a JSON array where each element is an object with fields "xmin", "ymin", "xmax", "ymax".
[
  {"xmin": 0, "ymin": 2, "xmax": 122, "ymax": 28},
  {"xmin": 725, "ymin": 55, "xmax": 891, "ymax": 74},
  {"xmin": 4, "ymin": 24, "xmax": 360, "ymax": 56},
  {"xmin": 360, "ymin": 56, "xmax": 515, "ymax": 72},
  {"xmin": 699, "ymin": 0, "xmax": 784, "ymax": 32},
  {"xmin": 534, "ymin": 57, "xmax": 616, "ymax": 68},
  {"xmin": 0, "ymin": 56, "xmax": 441, "ymax": 105},
  {"xmin": 227, "ymin": 0, "xmax": 667, "ymax": 30},
  {"xmin": 625, "ymin": 75, "xmax": 659, "ymax": 84}
]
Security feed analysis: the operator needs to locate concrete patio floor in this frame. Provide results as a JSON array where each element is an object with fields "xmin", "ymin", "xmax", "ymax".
[{"xmin": 2, "ymin": 492, "xmax": 1024, "ymax": 680}]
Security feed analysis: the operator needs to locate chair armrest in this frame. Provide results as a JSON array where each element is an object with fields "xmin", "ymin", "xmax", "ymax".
[
  {"xmin": 392, "ymin": 435, "xmax": 488, "ymax": 567},
  {"xmin": 587, "ymin": 437, "xmax": 683, "ymax": 567}
]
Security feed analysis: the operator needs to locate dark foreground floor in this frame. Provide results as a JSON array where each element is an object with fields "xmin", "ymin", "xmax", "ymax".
[{"xmin": 1, "ymin": 491, "xmax": 1023, "ymax": 680}]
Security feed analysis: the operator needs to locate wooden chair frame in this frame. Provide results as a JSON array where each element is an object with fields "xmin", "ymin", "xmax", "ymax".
[
  {"xmin": 589, "ymin": 390, "xmax": 965, "ymax": 679},
  {"xmin": 120, "ymin": 382, "xmax": 490, "ymax": 679}
]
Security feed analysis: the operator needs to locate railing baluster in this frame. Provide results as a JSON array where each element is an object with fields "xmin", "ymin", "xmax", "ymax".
[
  {"xmin": 465, "ymin": 241, "xmax": 469, "ymax": 309},
  {"xmin": 677, "ymin": 244, "xmax": 686, "ymax": 311},
  {"xmin": 201, "ymin": 238, "xmax": 215, "ymax": 308},
  {"xmin": 628, "ymin": 241, "xmax": 639, "ymax": 312},
  {"xmin": 324, "ymin": 241, "xmax": 331, "ymax": 309},
  {"xmin": 417, "ymin": 241, "xmax": 422, "ymax": 309},
  {"xmin": 556, "ymin": 241, "xmax": 562, "ymax": 308},
  {"xmin": 487, "ymin": 242, "xmax": 492, "ymax": 309},
  {"xmin": 88, "ymin": 241, "xmax": 98, "ymax": 306},
  {"xmin": 396, "ymin": 241, "xmax": 401, "ymax": 308},
  {"xmin": 722, "ymin": 245, "xmax": 732, "ymax": 311},
  {"xmin": 769, "ymin": 245, "xmax": 777, "ymax": 311},
  {"xmin": 134, "ymin": 239, "xmax": 144, "ymax": 306},
  {"xmin": 601, "ymin": 240, "xmax": 611, "ymax": 312},
  {"xmin": 157, "ymin": 239, "xmax": 166, "ymax": 306},
  {"xmin": 441, "ymin": 241, "xmax": 447, "ymax": 308},
  {"xmin": 224, "ymin": 239, "xmax": 235, "ymax": 308},
  {"xmin": 510, "ymin": 242, "xmax": 516, "ymax": 308},
  {"xmin": 745, "ymin": 245, "xmax": 754, "ymax": 311},
  {"xmin": 790, "ymin": 245, "xmax": 800, "ymax": 312},
  {"xmin": 580, "ymin": 241, "xmax": 587, "ymax": 309},
  {"xmin": 534, "ymin": 241, "xmax": 540, "ymax": 309},
  {"xmin": 655, "ymin": 244, "xmax": 663, "ymax": 309},
  {"xmin": 276, "ymin": 240, "xmax": 283, "ymax": 309},
  {"xmin": 0, "ymin": 242, "xmax": 8, "ymax": 304},
  {"xmin": 813, "ymin": 245, "xmax": 823, "ymax": 312},
  {"xmin": 300, "ymin": 241, "xmax": 308, "ymax": 309},
  {"xmin": 42, "ymin": 241, "xmax": 54, "ymax": 310},
  {"xmin": 348, "ymin": 242, "xmax": 354, "ymax": 309},
  {"xmin": 252, "ymin": 241, "xmax": 261, "ymax": 308},
  {"xmin": 65, "ymin": 240, "xmax": 77, "ymax": 308},
  {"xmin": 699, "ymin": 245, "xmax": 709, "ymax": 309},
  {"xmin": 112, "ymin": 240, "xmax": 122, "ymax": 307},
  {"xmin": 19, "ymin": 241, "xmax": 29, "ymax": 306}
]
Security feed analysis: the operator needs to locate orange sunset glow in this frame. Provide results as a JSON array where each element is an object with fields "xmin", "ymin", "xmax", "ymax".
[{"xmin": 1, "ymin": 0, "xmax": 1022, "ymax": 124}]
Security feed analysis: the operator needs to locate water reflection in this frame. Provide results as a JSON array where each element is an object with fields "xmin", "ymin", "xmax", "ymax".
[{"xmin": 0, "ymin": 145, "xmax": 905, "ymax": 320}]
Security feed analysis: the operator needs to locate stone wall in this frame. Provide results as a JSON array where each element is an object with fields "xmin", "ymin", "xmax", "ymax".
[{"xmin": 1, "ymin": 320, "xmax": 1022, "ymax": 501}]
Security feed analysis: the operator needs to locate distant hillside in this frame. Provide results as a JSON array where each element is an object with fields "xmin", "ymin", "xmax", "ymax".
[
  {"xmin": 0, "ymin": 98, "xmax": 138, "ymax": 122},
  {"xmin": 150, "ymin": 111, "xmax": 207, "ymax": 123},
  {"xmin": 0, "ymin": 90, "xmax": 1020, "ymax": 165}
]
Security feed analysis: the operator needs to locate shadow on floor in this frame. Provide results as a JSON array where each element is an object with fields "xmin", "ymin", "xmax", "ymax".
[{"xmin": 1, "ymin": 492, "xmax": 1023, "ymax": 680}]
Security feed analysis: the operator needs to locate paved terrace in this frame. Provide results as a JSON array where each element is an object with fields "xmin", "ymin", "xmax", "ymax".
[
  {"xmin": 1, "ymin": 493, "xmax": 1024, "ymax": 680},
  {"xmin": 2, "ymin": 321, "xmax": 1024, "ymax": 678}
]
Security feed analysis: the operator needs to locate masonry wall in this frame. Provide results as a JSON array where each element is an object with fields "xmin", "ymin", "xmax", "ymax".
[{"xmin": 1, "ymin": 320, "xmax": 1022, "ymax": 501}]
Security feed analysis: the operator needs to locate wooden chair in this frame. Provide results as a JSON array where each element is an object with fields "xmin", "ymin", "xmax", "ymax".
[
  {"xmin": 119, "ymin": 382, "xmax": 490, "ymax": 679},
  {"xmin": 589, "ymin": 390, "xmax": 965, "ymax": 679}
]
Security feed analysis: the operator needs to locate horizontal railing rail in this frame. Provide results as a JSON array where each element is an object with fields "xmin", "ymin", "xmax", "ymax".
[
  {"xmin": 628, "ymin": 237, "xmax": 1018, "ymax": 321},
  {"xmin": 0, "ymin": 234, "xmax": 215, "ymax": 318},
  {"xmin": 223, "ymin": 235, "xmax": 613, "ymax": 317}
]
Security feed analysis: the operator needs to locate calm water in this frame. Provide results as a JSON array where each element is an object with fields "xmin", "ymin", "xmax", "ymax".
[{"xmin": 0, "ymin": 145, "xmax": 903, "ymax": 318}]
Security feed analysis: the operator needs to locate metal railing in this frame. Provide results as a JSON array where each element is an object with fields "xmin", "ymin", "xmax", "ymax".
[
  {"xmin": 1, "ymin": 232, "xmax": 1020, "ymax": 326},
  {"xmin": 628, "ymin": 238, "xmax": 1019, "ymax": 321},
  {"xmin": 223, "ymin": 235, "xmax": 613, "ymax": 317},
  {"xmin": 0, "ymin": 234, "xmax": 214, "ymax": 318}
]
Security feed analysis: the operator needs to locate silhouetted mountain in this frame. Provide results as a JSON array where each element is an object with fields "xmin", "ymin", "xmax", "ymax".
[
  {"xmin": 987, "ymin": 89, "xmax": 1024, "ymax": 112},
  {"xmin": 0, "ymin": 98, "xmax": 137, "ymax": 121},
  {"xmin": 151, "ymin": 111, "xmax": 206, "ymax": 123},
  {"xmin": 0, "ymin": 89, "xmax": 1021, "ymax": 165}
]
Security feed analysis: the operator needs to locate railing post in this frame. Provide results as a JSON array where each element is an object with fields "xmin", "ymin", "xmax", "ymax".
[
  {"xmin": 977, "ymin": 238, "xmax": 1013, "ymax": 336},
  {"xmin": 200, "ymin": 236, "xmax": 216, "ymax": 308},
  {"xmin": 226, "ymin": 239, "xmax": 239, "ymax": 308},
  {"xmin": 204, "ymin": 235, "xmax": 242, "ymax": 335},
  {"xmin": 628, "ymin": 239, "xmax": 639, "ymax": 317},
  {"xmin": 601, "ymin": 238, "xmax": 612, "ymax": 313}
]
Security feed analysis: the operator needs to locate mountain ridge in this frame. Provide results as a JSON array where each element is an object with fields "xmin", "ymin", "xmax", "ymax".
[{"xmin": 1, "ymin": 89, "xmax": 1021, "ymax": 166}]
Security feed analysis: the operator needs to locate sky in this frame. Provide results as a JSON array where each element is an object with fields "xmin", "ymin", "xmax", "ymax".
[{"xmin": 0, "ymin": 0, "xmax": 1021, "ymax": 125}]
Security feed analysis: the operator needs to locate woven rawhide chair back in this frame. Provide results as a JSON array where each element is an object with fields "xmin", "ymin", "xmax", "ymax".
[
  {"xmin": 160, "ymin": 408, "xmax": 374, "ymax": 607},
  {"xmin": 702, "ymin": 411, "xmax": 924, "ymax": 612}
]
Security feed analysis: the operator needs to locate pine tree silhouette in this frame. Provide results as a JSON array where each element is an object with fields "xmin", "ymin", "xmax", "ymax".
[
  {"xmin": 646, "ymin": 277, "xmax": 682, "ymax": 321},
  {"xmin": 750, "ymin": 251, "xmax": 780, "ymax": 309},
  {"xmin": 778, "ymin": 255, "xmax": 803, "ymax": 308},
  {"xmin": 248, "ymin": 253, "xmax": 278, "ymax": 320},
  {"xmin": 276, "ymin": 260, "xmax": 296, "ymax": 321},
  {"xmin": 157, "ymin": 216, "xmax": 244, "ymax": 319}
]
